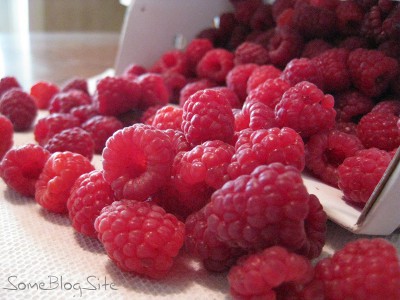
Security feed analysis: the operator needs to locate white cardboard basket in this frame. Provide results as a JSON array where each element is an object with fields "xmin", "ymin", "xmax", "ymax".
[{"xmin": 114, "ymin": 0, "xmax": 400, "ymax": 236}]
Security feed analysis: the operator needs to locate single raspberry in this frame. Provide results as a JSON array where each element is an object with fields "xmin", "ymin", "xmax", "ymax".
[
  {"xmin": 334, "ymin": 90, "xmax": 374, "ymax": 123},
  {"xmin": 360, "ymin": 4, "xmax": 387, "ymax": 43},
  {"xmin": 196, "ymin": 27, "xmax": 225, "ymax": 48},
  {"xmin": 382, "ymin": 4, "xmax": 400, "ymax": 41},
  {"xmin": 149, "ymin": 49, "xmax": 189, "ymax": 76},
  {"xmin": 228, "ymin": 246, "xmax": 314, "ymax": 300},
  {"xmin": 196, "ymin": 48, "xmax": 235, "ymax": 84},
  {"xmin": 357, "ymin": 111, "xmax": 400, "ymax": 151},
  {"xmin": 162, "ymin": 129, "xmax": 191, "ymax": 156},
  {"xmin": 275, "ymin": 81, "xmax": 336, "ymax": 138},
  {"xmin": 228, "ymin": 127, "xmax": 305, "ymax": 179},
  {"xmin": 135, "ymin": 73, "xmax": 170, "ymax": 109},
  {"xmin": 315, "ymin": 238, "xmax": 400, "ymax": 300},
  {"xmin": 335, "ymin": 0, "xmax": 365, "ymax": 36},
  {"xmin": 275, "ymin": 7, "xmax": 295, "ymax": 27},
  {"xmin": 181, "ymin": 89, "xmax": 235, "ymax": 146},
  {"xmin": 0, "ymin": 88, "xmax": 38, "ymax": 131},
  {"xmin": 246, "ymin": 64, "xmax": 282, "ymax": 93},
  {"xmin": 217, "ymin": 12, "xmax": 238, "ymax": 37},
  {"xmin": 81, "ymin": 115, "xmax": 124, "ymax": 154},
  {"xmin": 94, "ymin": 199, "xmax": 185, "ymax": 279},
  {"xmin": 347, "ymin": 48, "xmax": 399, "ymax": 97},
  {"xmin": 208, "ymin": 86, "xmax": 241, "ymax": 109},
  {"xmin": 102, "ymin": 124, "xmax": 174, "ymax": 201},
  {"xmin": 249, "ymin": 3, "xmax": 274, "ymax": 31},
  {"xmin": 271, "ymin": 0, "xmax": 296, "ymax": 21},
  {"xmin": 185, "ymin": 38, "xmax": 214, "ymax": 75},
  {"xmin": 44, "ymin": 127, "xmax": 95, "ymax": 161},
  {"xmin": 337, "ymin": 35, "xmax": 370, "ymax": 50},
  {"xmin": 161, "ymin": 71, "xmax": 187, "ymax": 104},
  {"xmin": 151, "ymin": 105, "xmax": 183, "ymax": 131},
  {"xmin": 61, "ymin": 77, "xmax": 89, "ymax": 94},
  {"xmin": 281, "ymin": 58, "xmax": 324, "ymax": 90},
  {"xmin": 226, "ymin": 63, "xmax": 258, "ymax": 103},
  {"xmin": 232, "ymin": 0, "xmax": 263, "ymax": 25},
  {"xmin": 233, "ymin": 42, "xmax": 270, "ymax": 65},
  {"xmin": 0, "ymin": 76, "xmax": 21, "ymax": 98},
  {"xmin": 35, "ymin": 151, "xmax": 95, "ymax": 213},
  {"xmin": 122, "ymin": 63, "xmax": 147, "ymax": 80},
  {"xmin": 241, "ymin": 97, "xmax": 277, "ymax": 130},
  {"xmin": 301, "ymin": 39, "xmax": 333, "ymax": 58},
  {"xmin": 305, "ymin": 129, "xmax": 364, "ymax": 187},
  {"xmin": 337, "ymin": 148, "xmax": 392, "ymax": 205},
  {"xmin": 70, "ymin": 104, "xmax": 99, "ymax": 124},
  {"xmin": 371, "ymin": 99, "xmax": 400, "ymax": 115},
  {"xmin": 94, "ymin": 76, "xmax": 141, "ymax": 116},
  {"xmin": 0, "ymin": 144, "xmax": 50, "ymax": 197},
  {"xmin": 48, "ymin": 89, "xmax": 92, "ymax": 114},
  {"xmin": 178, "ymin": 79, "xmax": 217, "ymax": 107},
  {"xmin": 34, "ymin": 113, "xmax": 80, "ymax": 146},
  {"xmin": 251, "ymin": 27, "xmax": 275, "ymax": 48},
  {"xmin": 0, "ymin": 114, "xmax": 13, "ymax": 160},
  {"xmin": 67, "ymin": 170, "xmax": 116, "ymax": 237},
  {"xmin": 30, "ymin": 81, "xmax": 60, "ymax": 109}
]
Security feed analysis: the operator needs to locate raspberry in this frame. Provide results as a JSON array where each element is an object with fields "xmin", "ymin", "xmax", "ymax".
[
  {"xmin": 371, "ymin": 99, "xmax": 400, "ymax": 115},
  {"xmin": 178, "ymin": 79, "xmax": 217, "ymax": 106},
  {"xmin": 44, "ymin": 127, "xmax": 95, "ymax": 160},
  {"xmin": 196, "ymin": 48, "xmax": 235, "ymax": 84},
  {"xmin": 246, "ymin": 64, "xmax": 282, "ymax": 93},
  {"xmin": 315, "ymin": 238, "xmax": 400, "ymax": 300},
  {"xmin": 338, "ymin": 35, "xmax": 370, "ymax": 50},
  {"xmin": 228, "ymin": 127, "xmax": 305, "ymax": 179},
  {"xmin": 241, "ymin": 97, "xmax": 277, "ymax": 130},
  {"xmin": 305, "ymin": 129, "xmax": 364, "ymax": 187},
  {"xmin": 301, "ymin": 39, "xmax": 333, "ymax": 58},
  {"xmin": 181, "ymin": 89, "xmax": 235, "ymax": 146},
  {"xmin": 30, "ymin": 81, "xmax": 60, "ymax": 109},
  {"xmin": 0, "ymin": 114, "xmax": 13, "ymax": 160},
  {"xmin": 249, "ymin": 3, "xmax": 274, "ymax": 31},
  {"xmin": 81, "ymin": 115, "xmax": 124, "ymax": 154},
  {"xmin": 335, "ymin": 121, "xmax": 358, "ymax": 135},
  {"xmin": 161, "ymin": 71, "xmax": 187, "ymax": 104},
  {"xmin": 226, "ymin": 63, "xmax": 258, "ymax": 103},
  {"xmin": 378, "ymin": 39, "xmax": 400, "ymax": 59},
  {"xmin": 94, "ymin": 76, "xmax": 141, "ymax": 116},
  {"xmin": 0, "ymin": 144, "xmax": 50, "ymax": 197},
  {"xmin": 48, "ymin": 89, "xmax": 92, "ymax": 114},
  {"xmin": 0, "ymin": 76, "xmax": 21, "ymax": 98},
  {"xmin": 228, "ymin": 246, "xmax": 314, "ymax": 300},
  {"xmin": 102, "ymin": 124, "xmax": 174, "ymax": 201},
  {"xmin": 70, "ymin": 104, "xmax": 99, "ymax": 124},
  {"xmin": 35, "ymin": 151, "xmax": 95, "ymax": 213},
  {"xmin": 67, "ymin": 170, "xmax": 116, "ymax": 237},
  {"xmin": 0, "ymin": 88, "xmax": 38, "ymax": 131},
  {"xmin": 281, "ymin": 58, "xmax": 324, "ymax": 89},
  {"xmin": 334, "ymin": 90, "xmax": 374, "ymax": 123},
  {"xmin": 135, "ymin": 73, "xmax": 170, "ymax": 109},
  {"xmin": 233, "ymin": 41, "xmax": 270, "ymax": 65},
  {"xmin": 232, "ymin": 0, "xmax": 262, "ymax": 25},
  {"xmin": 347, "ymin": 48, "xmax": 399, "ymax": 97},
  {"xmin": 94, "ymin": 200, "xmax": 185, "ymax": 279},
  {"xmin": 357, "ymin": 111, "xmax": 400, "ymax": 151},
  {"xmin": 34, "ymin": 113, "xmax": 80, "ymax": 146},
  {"xmin": 162, "ymin": 129, "xmax": 191, "ymax": 156},
  {"xmin": 139, "ymin": 104, "xmax": 163, "ymax": 125},
  {"xmin": 208, "ymin": 86, "xmax": 241, "ymax": 109},
  {"xmin": 337, "ymin": 148, "xmax": 393, "ymax": 205},
  {"xmin": 275, "ymin": 7, "xmax": 295, "ymax": 27},
  {"xmin": 275, "ymin": 81, "xmax": 336, "ymax": 138},
  {"xmin": 61, "ymin": 77, "xmax": 89, "ymax": 94},
  {"xmin": 151, "ymin": 105, "xmax": 183, "ymax": 131},
  {"xmin": 335, "ymin": 0, "xmax": 364, "ymax": 36},
  {"xmin": 122, "ymin": 63, "xmax": 147, "ymax": 80},
  {"xmin": 272, "ymin": 0, "xmax": 296, "ymax": 21},
  {"xmin": 185, "ymin": 38, "xmax": 214, "ymax": 75},
  {"xmin": 149, "ymin": 49, "xmax": 189, "ymax": 76}
]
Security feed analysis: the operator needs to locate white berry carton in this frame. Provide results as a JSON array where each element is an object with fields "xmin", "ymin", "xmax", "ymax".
[{"xmin": 113, "ymin": 0, "xmax": 400, "ymax": 236}]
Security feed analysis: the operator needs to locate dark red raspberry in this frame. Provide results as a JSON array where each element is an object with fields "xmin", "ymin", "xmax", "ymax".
[
  {"xmin": 357, "ymin": 111, "xmax": 400, "ymax": 151},
  {"xmin": 81, "ymin": 115, "xmax": 124, "ymax": 154},
  {"xmin": 338, "ymin": 148, "xmax": 392, "ymax": 205},
  {"xmin": 250, "ymin": 3, "xmax": 274, "ymax": 30},
  {"xmin": 382, "ymin": 4, "xmax": 400, "ymax": 41},
  {"xmin": 181, "ymin": 89, "xmax": 235, "ymax": 146},
  {"xmin": 281, "ymin": 58, "xmax": 324, "ymax": 89},
  {"xmin": 378, "ymin": 39, "xmax": 400, "ymax": 59},
  {"xmin": 0, "ymin": 114, "xmax": 13, "ymax": 160},
  {"xmin": 335, "ymin": 90, "xmax": 374, "ymax": 123},
  {"xmin": 94, "ymin": 76, "xmax": 141, "ymax": 116},
  {"xmin": 70, "ymin": 104, "xmax": 99, "ymax": 124},
  {"xmin": 48, "ymin": 89, "xmax": 92, "ymax": 114},
  {"xmin": 301, "ymin": 39, "xmax": 333, "ymax": 58},
  {"xmin": 228, "ymin": 127, "xmax": 305, "ymax": 179},
  {"xmin": 61, "ymin": 77, "xmax": 89, "ymax": 94},
  {"xmin": 34, "ymin": 113, "xmax": 80, "ymax": 146},
  {"xmin": 246, "ymin": 64, "xmax": 282, "ymax": 93},
  {"xmin": 185, "ymin": 38, "xmax": 214, "ymax": 75},
  {"xmin": 233, "ymin": 41, "xmax": 270, "ymax": 65},
  {"xmin": 208, "ymin": 86, "xmax": 241, "ymax": 109},
  {"xmin": 241, "ymin": 97, "xmax": 277, "ymax": 130},
  {"xmin": 150, "ymin": 49, "xmax": 189, "ymax": 76},
  {"xmin": 226, "ymin": 63, "xmax": 258, "ymax": 102},
  {"xmin": 217, "ymin": 11, "xmax": 238, "ymax": 37},
  {"xmin": 315, "ymin": 238, "xmax": 400, "ymax": 300},
  {"xmin": 30, "ymin": 81, "xmax": 60, "ymax": 109},
  {"xmin": 337, "ymin": 35, "xmax": 370, "ymax": 50},
  {"xmin": 0, "ymin": 76, "xmax": 21, "ymax": 98},
  {"xmin": 122, "ymin": 63, "xmax": 147, "ymax": 80},
  {"xmin": 35, "ymin": 151, "xmax": 95, "ymax": 213},
  {"xmin": 228, "ymin": 246, "xmax": 314, "ymax": 300},
  {"xmin": 371, "ymin": 99, "xmax": 400, "ymax": 115},
  {"xmin": 178, "ymin": 79, "xmax": 217, "ymax": 107},
  {"xmin": 162, "ymin": 129, "xmax": 191, "ymax": 156},
  {"xmin": 135, "ymin": 73, "xmax": 170, "ymax": 109},
  {"xmin": 275, "ymin": 81, "xmax": 336, "ymax": 138},
  {"xmin": 305, "ymin": 129, "xmax": 364, "ymax": 187},
  {"xmin": 232, "ymin": 0, "xmax": 263, "ymax": 25},
  {"xmin": 0, "ymin": 88, "xmax": 38, "ymax": 131},
  {"xmin": 94, "ymin": 199, "xmax": 185, "ymax": 279},
  {"xmin": 275, "ymin": 7, "xmax": 295, "ymax": 27},
  {"xmin": 161, "ymin": 71, "xmax": 187, "ymax": 104},
  {"xmin": 67, "ymin": 170, "xmax": 116, "ymax": 237},
  {"xmin": 150, "ymin": 105, "xmax": 183, "ymax": 131},
  {"xmin": 0, "ymin": 144, "xmax": 50, "ymax": 197},
  {"xmin": 271, "ymin": 0, "xmax": 296, "ymax": 21},
  {"xmin": 347, "ymin": 48, "xmax": 399, "ymax": 97},
  {"xmin": 102, "ymin": 124, "xmax": 174, "ymax": 201},
  {"xmin": 335, "ymin": 0, "xmax": 365, "ymax": 36},
  {"xmin": 196, "ymin": 48, "xmax": 235, "ymax": 84},
  {"xmin": 44, "ymin": 127, "xmax": 95, "ymax": 161}
]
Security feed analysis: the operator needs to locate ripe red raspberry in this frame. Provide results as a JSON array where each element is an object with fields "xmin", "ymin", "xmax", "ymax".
[
  {"xmin": 0, "ymin": 144, "xmax": 50, "ymax": 197},
  {"xmin": 275, "ymin": 81, "xmax": 336, "ymax": 138},
  {"xmin": 335, "ymin": 0, "xmax": 364, "ymax": 36},
  {"xmin": 70, "ymin": 104, "xmax": 99, "ymax": 124},
  {"xmin": 0, "ymin": 114, "xmax": 13, "ymax": 160},
  {"xmin": 34, "ymin": 113, "xmax": 80, "ymax": 146},
  {"xmin": 80, "ymin": 115, "xmax": 123, "ymax": 154},
  {"xmin": 357, "ymin": 111, "xmax": 400, "ymax": 151},
  {"xmin": 371, "ymin": 99, "xmax": 400, "ymax": 115},
  {"xmin": 281, "ymin": 58, "xmax": 324, "ymax": 89},
  {"xmin": 233, "ymin": 41, "xmax": 270, "ymax": 65},
  {"xmin": 61, "ymin": 77, "xmax": 89, "ymax": 94},
  {"xmin": 305, "ymin": 130, "xmax": 364, "ymax": 187},
  {"xmin": 226, "ymin": 63, "xmax": 258, "ymax": 103},
  {"xmin": 181, "ymin": 89, "xmax": 235, "ymax": 146},
  {"xmin": 246, "ymin": 64, "xmax": 282, "ymax": 93},
  {"xmin": 301, "ymin": 39, "xmax": 333, "ymax": 58},
  {"xmin": 228, "ymin": 127, "xmax": 305, "ymax": 179},
  {"xmin": 347, "ymin": 48, "xmax": 399, "ymax": 97},
  {"xmin": 149, "ymin": 49, "xmax": 189, "ymax": 76},
  {"xmin": 275, "ymin": 7, "xmax": 295, "ymax": 27},
  {"xmin": 334, "ymin": 90, "xmax": 374, "ymax": 122},
  {"xmin": 0, "ymin": 88, "xmax": 38, "ymax": 131},
  {"xmin": 30, "ymin": 81, "xmax": 60, "ymax": 109},
  {"xmin": 135, "ymin": 73, "xmax": 170, "ymax": 109},
  {"xmin": 48, "ymin": 89, "xmax": 92, "ymax": 114},
  {"xmin": 315, "ymin": 238, "xmax": 400, "ymax": 300},
  {"xmin": 122, "ymin": 63, "xmax": 147, "ymax": 80},
  {"xmin": 228, "ymin": 246, "xmax": 314, "ymax": 300},
  {"xmin": 102, "ymin": 124, "xmax": 174, "ymax": 201},
  {"xmin": 335, "ymin": 121, "xmax": 358, "ymax": 135},
  {"xmin": 185, "ymin": 38, "xmax": 214, "ymax": 75},
  {"xmin": 161, "ymin": 71, "xmax": 187, "ymax": 104},
  {"xmin": 178, "ymin": 79, "xmax": 217, "ymax": 106},
  {"xmin": 208, "ymin": 86, "xmax": 241, "ymax": 109},
  {"xmin": 35, "ymin": 151, "xmax": 95, "ymax": 213},
  {"xmin": 0, "ymin": 76, "xmax": 21, "ymax": 98},
  {"xmin": 338, "ymin": 148, "xmax": 392, "ymax": 205},
  {"xmin": 271, "ymin": 0, "xmax": 296, "ymax": 21},
  {"xmin": 94, "ymin": 76, "xmax": 141, "ymax": 116},
  {"xmin": 241, "ymin": 97, "xmax": 276, "ymax": 130},
  {"xmin": 151, "ymin": 105, "xmax": 183, "ymax": 131},
  {"xmin": 67, "ymin": 170, "xmax": 116, "ymax": 237},
  {"xmin": 94, "ymin": 200, "xmax": 185, "ymax": 279},
  {"xmin": 162, "ymin": 129, "xmax": 191, "ymax": 156},
  {"xmin": 196, "ymin": 48, "xmax": 235, "ymax": 84}
]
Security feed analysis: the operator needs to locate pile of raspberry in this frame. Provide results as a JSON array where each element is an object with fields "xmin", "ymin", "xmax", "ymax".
[{"xmin": 1, "ymin": 0, "xmax": 400, "ymax": 298}]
